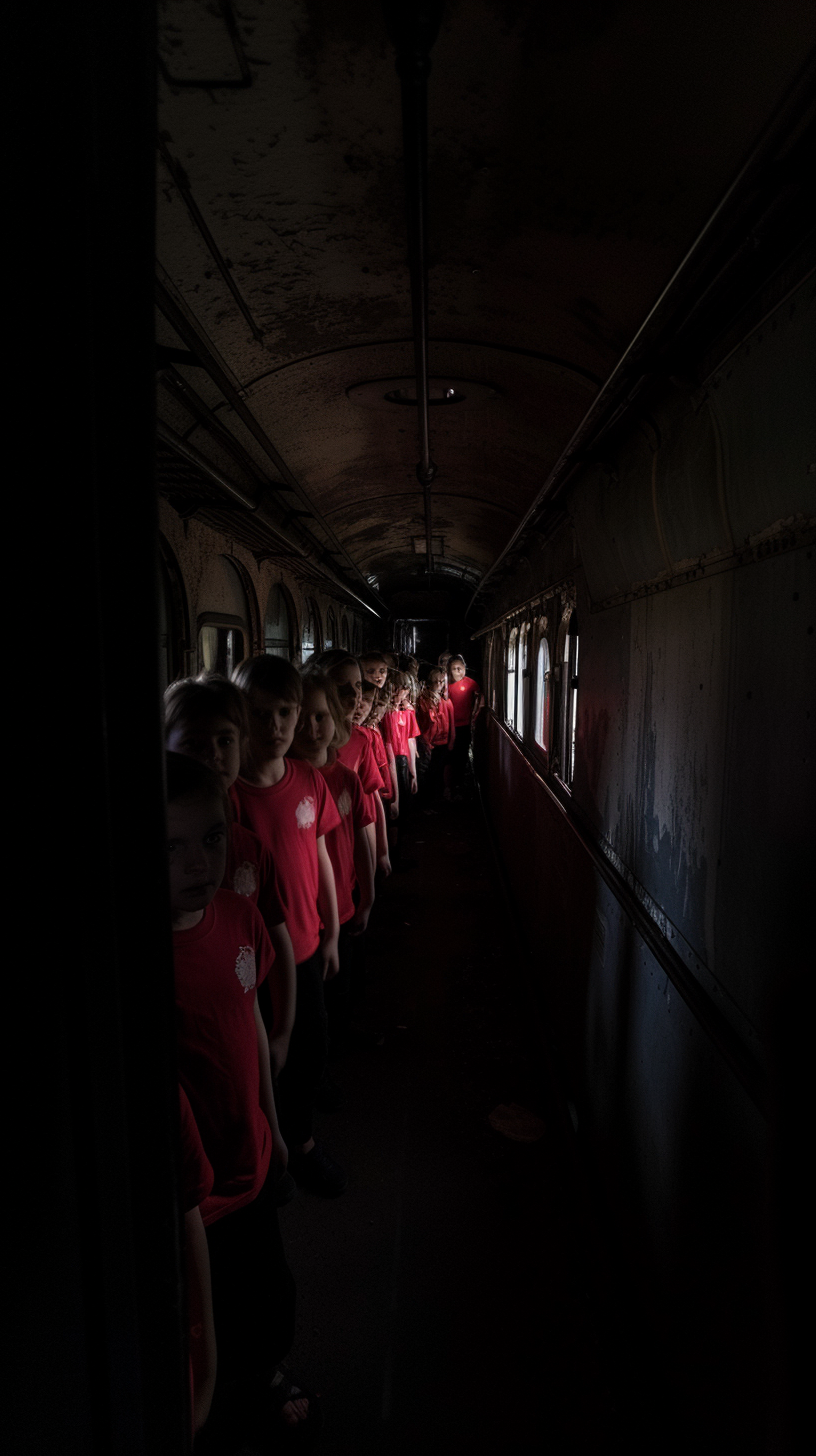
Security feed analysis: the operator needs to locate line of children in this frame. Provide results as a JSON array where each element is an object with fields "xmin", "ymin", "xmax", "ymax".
[
  {"xmin": 167, "ymin": 752, "xmax": 313, "ymax": 1448},
  {"xmin": 164, "ymin": 648, "xmax": 479, "ymax": 1448}
]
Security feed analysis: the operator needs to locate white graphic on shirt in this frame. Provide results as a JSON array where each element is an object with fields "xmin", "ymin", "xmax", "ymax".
[
  {"xmin": 234, "ymin": 945, "xmax": 256, "ymax": 993},
  {"xmin": 336, "ymin": 788, "xmax": 352, "ymax": 818},
  {"xmin": 295, "ymin": 795, "xmax": 316, "ymax": 830},
  {"xmin": 232, "ymin": 860, "xmax": 257, "ymax": 897}
]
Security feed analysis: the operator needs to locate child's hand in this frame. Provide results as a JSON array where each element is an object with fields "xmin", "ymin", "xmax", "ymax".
[
  {"xmin": 410, "ymin": 775, "xmax": 418, "ymax": 794},
  {"xmin": 378, "ymin": 851, "xmax": 392, "ymax": 878},
  {"xmin": 270, "ymin": 1126, "xmax": 288, "ymax": 1179},
  {"xmin": 349, "ymin": 902, "xmax": 372, "ymax": 936},
  {"xmin": 389, "ymin": 801, "xmax": 399, "ymax": 821},
  {"xmin": 321, "ymin": 935, "xmax": 340, "ymax": 980},
  {"xmin": 268, "ymin": 1030, "xmax": 291, "ymax": 1079}
]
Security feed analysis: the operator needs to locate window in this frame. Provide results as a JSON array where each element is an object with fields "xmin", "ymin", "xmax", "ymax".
[
  {"xmin": 264, "ymin": 583, "xmax": 293, "ymax": 659},
  {"xmin": 506, "ymin": 626, "xmax": 519, "ymax": 732},
  {"xmin": 325, "ymin": 607, "xmax": 337, "ymax": 650},
  {"xmin": 533, "ymin": 626, "xmax": 551, "ymax": 755},
  {"xmin": 517, "ymin": 623, "xmax": 529, "ymax": 738},
  {"xmin": 198, "ymin": 621, "xmax": 245, "ymax": 676},
  {"xmin": 558, "ymin": 610, "xmax": 579, "ymax": 786},
  {"xmin": 301, "ymin": 600, "xmax": 321, "ymax": 661}
]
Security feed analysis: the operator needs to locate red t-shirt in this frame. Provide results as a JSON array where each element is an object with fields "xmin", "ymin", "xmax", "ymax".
[
  {"xmin": 319, "ymin": 759, "xmax": 375, "ymax": 924},
  {"xmin": 381, "ymin": 708, "xmax": 420, "ymax": 759},
  {"xmin": 173, "ymin": 890, "xmax": 273, "ymax": 1226},
  {"xmin": 232, "ymin": 760, "xmax": 341, "ymax": 964},
  {"xmin": 227, "ymin": 821, "xmax": 285, "ymax": 926},
  {"xmin": 416, "ymin": 695, "xmax": 454, "ymax": 748},
  {"xmin": 336, "ymin": 727, "xmax": 383, "ymax": 794},
  {"xmin": 366, "ymin": 724, "xmax": 394, "ymax": 800},
  {"xmin": 448, "ymin": 676, "xmax": 480, "ymax": 728}
]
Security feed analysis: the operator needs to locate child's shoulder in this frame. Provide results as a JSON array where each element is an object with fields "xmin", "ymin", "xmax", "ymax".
[{"xmin": 211, "ymin": 886, "xmax": 266, "ymax": 938}]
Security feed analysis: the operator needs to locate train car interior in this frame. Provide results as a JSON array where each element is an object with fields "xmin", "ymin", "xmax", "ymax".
[{"xmin": 24, "ymin": 2, "xmax": 814, "ymax": 1453}]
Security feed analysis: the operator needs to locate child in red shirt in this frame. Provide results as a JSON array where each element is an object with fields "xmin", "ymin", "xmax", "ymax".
[
  {"xmin": 164, "ymin": 673, "xmax": 296, "ymax": 1082},
  {"xmin": 313, "ymin": 652, "xmax": 391, "ymax": 878},
  {"xmin": 292, "ymin": 673, "xmax": 375, "ymax": 942},
  {"xmin": 446, "ymin": 654, "xmax": 483, "ymax": 797},
  {"xmin": 380, "ymin": 669, "xmax": 420, "ymax": 800},
  {"xmin": 417, "ymin": 666, "xmax": 456, "ymax": 805},
  {"xmin": 230, "ymin": 655, "xmax": 346, "ymax": 1198},
  {"xmin": 167, "ymin": 753, "xmax": 317, "ymax": 1443}
]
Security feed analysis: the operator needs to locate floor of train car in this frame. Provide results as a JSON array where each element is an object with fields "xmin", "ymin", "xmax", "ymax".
[{"xmin": 248, "ymin": 776, "xmax": 642, "ymax": 1455}]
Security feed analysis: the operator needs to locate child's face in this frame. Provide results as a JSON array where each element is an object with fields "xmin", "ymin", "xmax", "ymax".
[
  {"xmin": 394, "ymin": 686, "xmax": 409, "ymax": 710},
  {"xmin": 354, "ymin": 692, "xmax": 374, "ymax": 726},
  {"xmin": 428, "ymin": 672, "xmax": 445, "ymax": 696},
  {"xmin": 362, "ymin": 659, "xmax": 388, "ymax": 689},
  {"xmin": 295, "ymin": 688, "xmax": 336, "ymax": 761},
  {"xmin": 167, "ymin": 792, "xmax": 228, "ymax": 926},
  {"xmin": 166, "ymin": 714, "xmax": 242, "ymax": 789},
  {"xmin": 449, "ymin": 660, "xmax": 466, "ymax": 682},
  {"xmin": 246, "ymin": 689, "xmax": 300, "ymax": 763},
  {"xmin": 333, "ymin": 662, "xmax": 363, "ymax": 725}
]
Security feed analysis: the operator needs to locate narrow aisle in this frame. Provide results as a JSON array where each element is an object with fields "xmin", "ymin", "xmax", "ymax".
[{"xmin": 280, "ymin": 791, "xmax": 619, "ymax": 1456}]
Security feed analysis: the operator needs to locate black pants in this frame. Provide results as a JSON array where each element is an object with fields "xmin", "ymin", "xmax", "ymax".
[
  {"xmin": 449, "ymin": 724, "xmax": 472, "ymax": 791},
  {"xmin": 205, "ymin": 1167, "xmax": 296, "ymax": 1385},
  {"xmin": 423, "ymin": 743, "xmax": 449, "ymax": 804},
  {"xmin": 274, "ymin": 949, "xmax": 328, "ymax": 1147}
]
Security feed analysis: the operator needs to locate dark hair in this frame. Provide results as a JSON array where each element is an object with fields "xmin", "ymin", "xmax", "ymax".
[
  {"xmin": 231, "ymin": 654, "xmax": 303, "ymax": 703},
  {"xmin": 448, "ymin": 654, "xmax": 466, "ymax": 670},
  {"xmin": 165, "ymin": 751, "xmax": 231, "ymax": 821},
  {"xmin": 164, "ymin": 672, "xmax": 249, "ymax": 741}
]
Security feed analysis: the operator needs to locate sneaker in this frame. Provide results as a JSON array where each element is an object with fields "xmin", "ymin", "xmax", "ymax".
[{"xmin": 291, "ymin": 1142, "xmax": 348, "ymax": 1197}]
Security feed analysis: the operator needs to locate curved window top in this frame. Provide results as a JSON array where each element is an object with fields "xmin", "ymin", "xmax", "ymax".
[{"xmin": 265, "ymin": 583, "xmax": 293, "ymax": 659}]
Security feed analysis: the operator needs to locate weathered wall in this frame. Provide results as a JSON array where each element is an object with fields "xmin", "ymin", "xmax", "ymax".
[
  {"xmin": 157, "ymin": 499, "xmax": 369, "ymax": 672},
  {"xmin": 480, "ymin": 274, "xmax": 815, "ymax": 1448}
]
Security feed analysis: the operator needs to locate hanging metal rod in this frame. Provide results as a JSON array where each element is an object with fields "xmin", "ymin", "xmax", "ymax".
[{"xmin": 385, "ymin": 2, "xmax": 444, "ymax": 576}]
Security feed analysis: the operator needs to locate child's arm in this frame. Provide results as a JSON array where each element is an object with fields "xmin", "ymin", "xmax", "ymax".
[
  {"xmin": 253, "ymin": 998, "xmax": 287, "ymax": 1176},
  {"xmin": 184, "ymin": 1205, "xmax": 217, "ymax": 1434},
  {"xmin": 408, "ymin": 737, "xmax": 418, "ymax": 793},
  {"xmin": 387, "ymin": 743, "xmax": 400, "ymax": 820},
  {"xmin": 374, "ymin": 792, "xmax": 391, "ymax": 876},
  {"xmin": 316, "ymin": 835, "xmax": 340, "ymax": 979},
  {"xmin": 350, "ymin": 825, "xmax": 376, "ymax": 935},
  {"xmin": 265, "ymin": 921, "xmax": 296, "ymax": 1079}
]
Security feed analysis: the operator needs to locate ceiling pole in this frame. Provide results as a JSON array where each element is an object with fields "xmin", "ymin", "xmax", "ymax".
[{"xmin": 387, "ymin": 2, "xmax": 443, "ymax": 577}]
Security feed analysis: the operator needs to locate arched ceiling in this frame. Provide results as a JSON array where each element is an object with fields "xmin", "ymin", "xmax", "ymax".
[{"xmin": 155, "ymin": 0, "xmax": 815, "ymax": 620}]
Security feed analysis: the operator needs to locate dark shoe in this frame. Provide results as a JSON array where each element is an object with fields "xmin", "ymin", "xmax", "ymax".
[
  {"xmin": 291, "ymin": 1141, "xmax": 348, "ymax": 1196},
  {"xmin": 273, "ymin": 1171, "xmax": 296, "ymax": 1206}
]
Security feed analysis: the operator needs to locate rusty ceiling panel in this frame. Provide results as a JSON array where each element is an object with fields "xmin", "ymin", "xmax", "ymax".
[{"xmin": 156, "ymin": 0, "xmax": 816, "ymax": 609}]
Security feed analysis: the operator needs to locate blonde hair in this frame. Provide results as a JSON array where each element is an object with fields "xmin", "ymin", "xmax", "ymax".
[{"xmin": 296, "ymin": 669, "xmax": 350, "ymax": 750}]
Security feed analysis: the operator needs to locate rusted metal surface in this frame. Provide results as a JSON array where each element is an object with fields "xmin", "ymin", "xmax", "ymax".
[{"xmin": 156, "ymin": 0, "xmax": 815, "ymax": 606}]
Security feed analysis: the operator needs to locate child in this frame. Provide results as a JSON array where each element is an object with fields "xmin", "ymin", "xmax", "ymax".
[
  {"xmin": 291, "ymin": 674, "xmax": 376, "ymax": 1046},
  {"xmin": 230, "ymin": 655, "xmax": 346, "ymax": 1198},
  {"xmin": 359, "ymin": 651, "xmax": 389, "ymax": 691},
  {"xmin": 291, "ymin": 673, "xmax": 375, "ymax": 936},
  {"xmin": 317, "ymin": 654, "xmax": 391, "ymax": 878},
  {"xmin": 380, "ymin": 670, "xmax": 420, "ymax": 862},
  {"xmin": 446, "ymin": 654, "xmax": 483, "ymax": 797},
  {"xmin": 167, "ymin": 753, "xmax": 316, "ymax": 1442},
  {"xmin": 416, "ymin": 667, "xmax": 456, "ymax": 806},
  {"xmin": 164, "ymin": 674, "xmax": 296, "ymax": 1083}
]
